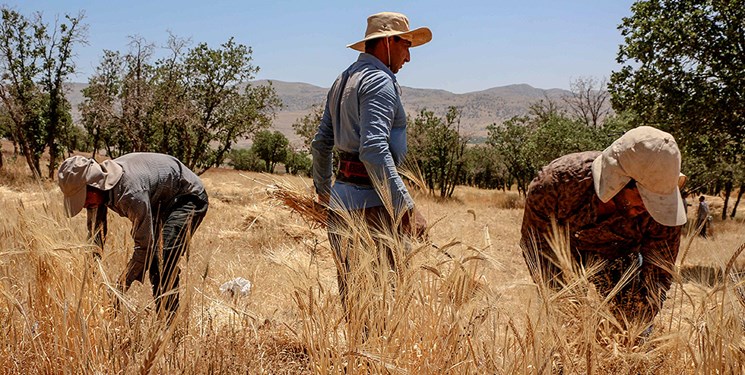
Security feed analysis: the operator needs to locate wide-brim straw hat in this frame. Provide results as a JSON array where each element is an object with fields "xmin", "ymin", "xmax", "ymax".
[
  {"xmin": 592, "ymin": 126, "xmax": 687, "ymax": 227},
  {"xmin": 58, "ymin": 155, "xmax": 123, "ymax": 217},
  {"xmin": 347, "ymin": 12, "xmax": 432, "ymax": 52}
]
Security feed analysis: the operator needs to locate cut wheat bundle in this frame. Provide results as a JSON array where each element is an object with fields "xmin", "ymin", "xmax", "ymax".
[{"xmin": 266, "ymin": 181, "xmax": 328, "ymax": 229}]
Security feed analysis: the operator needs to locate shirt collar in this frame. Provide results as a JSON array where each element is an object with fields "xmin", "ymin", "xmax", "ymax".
[{"xmin": 356, "ymin": 53, "xmax": 397, "ymax": 82}]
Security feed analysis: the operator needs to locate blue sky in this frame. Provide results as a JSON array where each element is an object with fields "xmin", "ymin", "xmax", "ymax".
[{"xmin": 8, "ymin": 0, "xmax": 635, "ymax": 93}]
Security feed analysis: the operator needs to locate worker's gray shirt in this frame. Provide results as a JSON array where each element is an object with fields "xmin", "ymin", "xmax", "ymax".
[{"xmin": 103, "ymin": 153, "xmax": 207, "ymax": 264}]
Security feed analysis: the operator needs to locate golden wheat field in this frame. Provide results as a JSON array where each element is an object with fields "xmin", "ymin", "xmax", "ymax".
[{"xmin": 1, "ymin": 150, "xmax": 745, "ymax": 374}]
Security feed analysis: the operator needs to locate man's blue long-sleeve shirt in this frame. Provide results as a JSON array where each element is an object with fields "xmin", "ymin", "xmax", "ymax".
[{"xmin": 311, "ymin": 53, "xmax": 414, "ymax": 214}]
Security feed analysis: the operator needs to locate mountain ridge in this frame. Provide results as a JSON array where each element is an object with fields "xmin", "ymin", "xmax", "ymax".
[
  {"xmin": 65, "ymin": 80, "xmax": 573, "ymax": 142},
  {"xmin": 249, "ymin": 80, "xmax": 573, "ymax": 139}
]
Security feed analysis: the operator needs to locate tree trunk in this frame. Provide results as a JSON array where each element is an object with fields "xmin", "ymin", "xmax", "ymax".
[
  {"xmin": 731, "ymin": 183, "xmax": 744, "ymax": 219},
  {"xmin": 47, "ymin": 136, "xmax": 60, "ymax": 179},
  {"xmin": 13, "ymin": 125, "xmax": 42, "ymax": 178},
  {"xmin": 46, "ymin": 86, "xmax": 61, "ymax": 179},
  {"xmin": 721, "ymin": 181, "xmax": 733, "ymax": 220}
]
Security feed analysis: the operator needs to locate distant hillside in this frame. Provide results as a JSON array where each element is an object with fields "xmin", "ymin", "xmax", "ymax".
[
  {"xmin": 250, "ymin": 80, "xmax": 573, "ymax": 138},
  {"xmin": 64, "ymin": 80, "xmax": 574, "ymax": 142}
]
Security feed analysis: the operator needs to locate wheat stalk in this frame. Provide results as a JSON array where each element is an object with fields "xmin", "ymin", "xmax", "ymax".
[{"xmin": 267, "ymin": 183, "xmax": 328, "ymax": 228}]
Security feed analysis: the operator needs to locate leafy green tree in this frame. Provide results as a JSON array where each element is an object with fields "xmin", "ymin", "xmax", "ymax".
[
  {"xmin": 37, "ymin": 12, "xmax": 87, "ymax": 178},
  {"xmin": 150, "ymin": 34, "xmax": 192, "ymax": 160},
  {"xmin": 461, "ymin": 145, "xmax": 508, "ymax": 190},
  {"xmin": 81, "ymin": 36, "xmax": 281, "ymax": 174},
  {"xmin": 527, "ymin": 115, "xmax": 608, "ymax": 169},
  {"xmin": 486, "ymin": 106, "xmax": 631, "ymax": 195},
  {"xmin": 407, "ymin": 107, "xmax": 468, "ymax": 198},
  {"xmin": 486, "ymin": 117, "xmax": 536, "ymax": 195},
  {"xmin": 609, "ymin": 0, "xmax": 744, "ymax": 218},
  {"xmin": 119, "ymin": 36, "xmax": 157, "ymax": 154},
  {"xmin": 292, "ymin": 104, "xmax": 324, "ymax": 153},
  {"xmin": 80, "ymin": 49, "xmax": 124, "ymax": 157},
  {"xmin": 285, "ymin": 149, "xmax": 312, "ymax": 176},
  {"xmin": 0, "ymin": 7, "xmax": 43, "ymax": 174},
  {"xmin": 228, "ymin": 148, "xmax": 264, "ymax": 172},
  {"xmin": 80, "ymin": 39, "xmax": 155, "ymax": 158},
  {"xmin": 182, "ymin": 38, "xmax": 281, "ymax": 173},
  {"xmin": 61, "ymin": 117, "xmax": 89, "ymax": 153},
  {"xmin": 252, "ymin": 130, "xmax": 288, "ymax": 173},
  {"xmin": 0, "ymin": 8, "xmax": 86, "ymax": 177}
]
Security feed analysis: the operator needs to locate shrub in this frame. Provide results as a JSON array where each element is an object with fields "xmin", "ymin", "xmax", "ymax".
[
  {"xmin": 284, "ymin": 150, "xmax": 312, "ymax": 176},
  {"xmin": 228, "ymin": 148, "xmax": 265, "ymax": 172}
]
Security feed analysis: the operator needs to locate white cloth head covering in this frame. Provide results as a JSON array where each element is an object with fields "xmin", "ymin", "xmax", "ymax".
[
  {"xmin": 57, "ymin": 155, "xmax": 123, "ymax": 217},
  {"xmin": 592, "ymin": 126, "xmax": 687, "ymax": 226}
]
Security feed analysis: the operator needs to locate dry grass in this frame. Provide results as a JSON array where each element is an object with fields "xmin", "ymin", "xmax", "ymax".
[{"xmin": 2, "ymin": 153, "xmax": 745, "ymax": 374}]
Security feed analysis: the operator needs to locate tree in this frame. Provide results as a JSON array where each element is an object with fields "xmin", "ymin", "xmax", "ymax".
[
  {"xmin": 119, "ymin": 36, "xmax": 157, "ymax": 154},
  {"xmin": 228, "ymin": 148, "xmax": 264, "ymax": 172},
  {"xmin": 37, "ymin": 11, "xmax": 86, "ymax": 178},
  {"xmin": 407, "ymin": 107, "xmax": 468, "ymax": 198},
  {"xmin": 461, "ymin": 145, "xmax": 508, "ymax": 190},
  {"xmin": 81, "ymin": 35, "xmax": 281, "ymax": 174},
  {"xmin": 486, "ymin": 117, "xmax": 537, "ymax": 195},
  {"xmin": 252, "ymin": 130, "xmax": 288, "ymax": 173},
  {"xmin": 564, "ymin": 76, "xmax": 611, "ymax": 128},
  {"xmin": 528, "ymin": 95, "xmax": 565, "ymax": 123},
  {"xmin": 0, "ymin": 7, "xmax": 85, "ymax": 177},
  {"xmin": 80, "ymin": 38, "xmax": 155, "ymax": 159},
  {"xmin": 486, "ymin": 104, "xmax": 631, "ymax": 195},
  {"xmin": 526, "ymin": 115, "xmax": 600, "ymax": 169},
  {"xmin": 80, "ymin": 50, "xmax": 124, "ymax": 157},
  {"xmin": 609, "ymin": 0, "xmax": 745, "ymax": 218},
  {"xmin": 150, "ymin": 33, "xmax": 192, "ymax": 160},
  {"xmin": 285, "ymin": 150, "xmax": 312, "ymax": 176},
  {"xmin": 0, "ymin": 8, "xmax": 45, "ymax": 176},
  {"xmin": 731, "ymin": 183, "xmax": 744, "ymax": 219},
  {"xmin": 292, "ymin": 104, "xmax": 324, "ymax": 152},
  {"xmin": 182, "ymin": 38, "xmax": 281, "ymax": 173},
  {"xmin": 0, "ymin": 103, "xmax": 11, "ymax": 168}
]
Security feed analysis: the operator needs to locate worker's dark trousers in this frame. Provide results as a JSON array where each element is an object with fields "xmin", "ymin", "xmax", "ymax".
[{"xmin": 148, "ymin": 195, "xmax": 208, "ymax": 320}]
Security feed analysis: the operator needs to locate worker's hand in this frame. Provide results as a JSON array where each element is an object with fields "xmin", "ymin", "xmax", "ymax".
[
  {"xmin": 401, "ymin": 208, "xmax": 427, "ymax": 240},
  {"xmin": 317, "ymin": 193, "xmax": 330, "ymax": 206},
  {"xmin": 313, "ymin": 194, "xmax": 330, "ymax": 224},
  {"xmin": 112, "ymin": 258, "xmax": 143, "ymax": 313},
  {"xmin": 117, "ymin": 258, "xmax": 146, "ymax": 292}
]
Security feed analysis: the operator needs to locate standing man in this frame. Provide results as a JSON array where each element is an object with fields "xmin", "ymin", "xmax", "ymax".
[
  {"xmin": 695, "ymin": 195, "xmax": 710, "ymax": 238},
  {"xmin": 520, "ymin": 126, "xmax": 687, "ymax": 331},
  {"xmin": 311, "ymin": 12, "xmax": 429, "ymax": 312},
  {"xmin": 58, "ymin": 153, "xmax": 209, "ymax": 321}
]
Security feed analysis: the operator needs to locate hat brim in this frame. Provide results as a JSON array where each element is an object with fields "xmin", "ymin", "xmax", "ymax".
[
  {"xmin": 96, "ymin": 160, "xmax": 124, "ymax": 190},
  {"xmin": 347, "ymin": 26, "xmax": 432, "ymax": 52},
  {"xmin": 592, "ymin": 153, "xmax": 631, "ymax": 203},
  {"xmin": 58, "ymin": 156, "xmax": 123, "ymax": 218},
  {"xmin": 637, "ymin": 183, "xmax": 687, "ymax": 226},
  {"xmin": 63, "ymin": 184, "xmax": 87, "ymax": 218}
]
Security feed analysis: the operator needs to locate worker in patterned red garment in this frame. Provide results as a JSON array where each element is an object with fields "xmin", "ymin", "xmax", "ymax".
[{"xmin": 520, "ymin": 126, "xmax": 687, "ymax": 330}]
